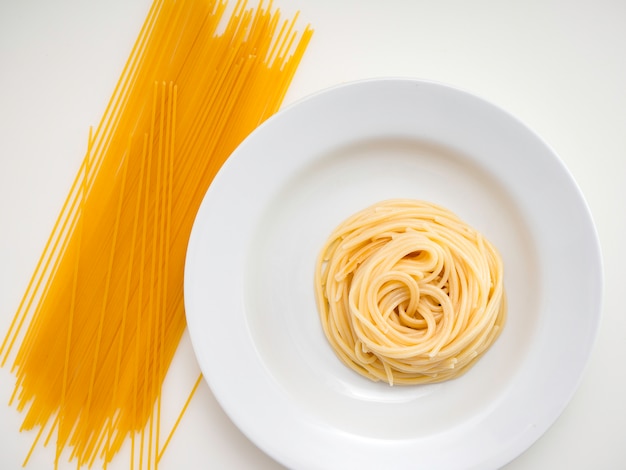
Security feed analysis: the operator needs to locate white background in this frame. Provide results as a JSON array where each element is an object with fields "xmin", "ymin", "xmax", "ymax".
[{"xmin": 0, "ymin": 0, "xmax": 624, "ymax": 468}]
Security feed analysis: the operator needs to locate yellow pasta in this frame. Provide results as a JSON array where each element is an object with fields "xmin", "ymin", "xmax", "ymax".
[
  {"xmin": 315, "ymin": 199, "xmax": 506, "ymax": 386},
  {"xmin": 0, "ymin": 0, "xmax": 312, "ymax": 467}
]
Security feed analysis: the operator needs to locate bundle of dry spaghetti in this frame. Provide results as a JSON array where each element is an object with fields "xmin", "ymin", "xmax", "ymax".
[
  {"xmin": 0, "ymin": 0, "xmax": 311, "ymax": 467},
  {"xmin": 315, "ymin": 199, "xmax": 506, "ymax": 386}
]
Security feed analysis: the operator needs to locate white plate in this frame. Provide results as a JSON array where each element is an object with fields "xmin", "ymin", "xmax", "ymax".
[{"xmin": 183, "ymin": 78, "xmax": 602, "ymax": 470}]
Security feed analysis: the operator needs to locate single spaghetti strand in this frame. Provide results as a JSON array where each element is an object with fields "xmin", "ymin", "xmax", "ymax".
[
  {"xmin": 131, "ymin": 132, "xmax": 149, "ymax": 470},
  {"xmin": 146, "ymin": 80, "xmax": 167, "ymax": 470},
  {"xmin": 153, "ymin": 81, "xmax": 172, "ymax": 469},
  {"xmin": 54, "ymin": 129, "xmax": 93, "ymax": 467},
  {"xmin": 157, "ymin": 373, "xmax": 203, "ymax": 463},
  {"xmin": 138, "ymin": 81, "xmax": 159, "ymax": 470},
  {"xmin": 156, "ymin": 81, "xmax": 175, "ymax": 467},
  {"xmin": 22, "ymin": 416, "xmax": 48, "ymax": 467}
]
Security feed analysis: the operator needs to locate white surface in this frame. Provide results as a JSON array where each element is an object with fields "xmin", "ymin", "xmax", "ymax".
[
  {"xmin": 0, "ymin": 0, "xmax": 624, "ymax": 469},
  {"xmin": 184, "ymin": 78, "xmax": 601, "ymax": 470}
]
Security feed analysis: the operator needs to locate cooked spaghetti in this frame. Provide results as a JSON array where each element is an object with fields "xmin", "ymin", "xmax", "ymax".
[
  {"xmin": 0, "ymin": 0, "xmax": 312, "ymax": 467},
  {"xmin": 315, "ymin": 199, "xmax": 506, "ymax": 386}
]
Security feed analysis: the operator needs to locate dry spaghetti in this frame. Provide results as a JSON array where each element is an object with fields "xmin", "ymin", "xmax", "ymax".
[
  {"xmin": 0, "ymin": 0, "xmax": 312, "ymax": 467},
  {"xmin": 315, "ymin": 199, "xmax": 506, "ymax": 386}
]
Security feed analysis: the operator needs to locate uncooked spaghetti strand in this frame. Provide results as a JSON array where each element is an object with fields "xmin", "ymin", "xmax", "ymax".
[
  {"xmin": 157, "ymin": 373, "xmax": 203, "ymax": 463},
  {"xmin": 55, "ymin": 128, "xmax": 93, "ymax": 466},
  {"xmin": 145, "ymin": 79, "xmax": 167, "ymax": 470},
  {"xmin": 131, "ymin": 132, "xmax": 149, "ymax": 470},
  {"xmin": 155, "ymin": 81, "xmax": 175, "ymax": 467},
  {"xmin": 137, "ymin": 81, "xmax": 160, "ymax": 470}
]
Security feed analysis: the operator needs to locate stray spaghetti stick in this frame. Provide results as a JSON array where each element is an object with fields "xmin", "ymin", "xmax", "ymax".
[
  {"xmin": 157, "ymin": 373, "xmax": 204, "ymax": 463},
  {"xmin": 156, "ymin": 81, "xmax": 176, "ymax": 468},
  {"xmin": 55, "ymin": 130, "xmax": 93, "ymax": 467},
  {"xmin": 22, "ymin": 418, "xmax": 47, "ymax": 467}
]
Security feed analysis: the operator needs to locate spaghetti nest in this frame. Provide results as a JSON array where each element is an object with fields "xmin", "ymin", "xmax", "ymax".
[{"xmin": 315, "ymin": 199, "xmax": 506, "ymax": 385}]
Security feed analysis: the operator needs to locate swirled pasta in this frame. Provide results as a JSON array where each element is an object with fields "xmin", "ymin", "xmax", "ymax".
[{"xmin": 314, "ymin": 199, "xmax": 506, "ymax": 385}]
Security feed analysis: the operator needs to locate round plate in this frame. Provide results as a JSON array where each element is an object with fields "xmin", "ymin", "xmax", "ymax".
[{"xmin": 183, "ymin": 78, "xmax": 602, "ymax": 470}]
